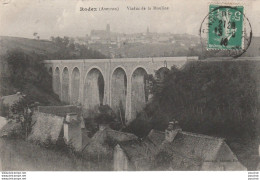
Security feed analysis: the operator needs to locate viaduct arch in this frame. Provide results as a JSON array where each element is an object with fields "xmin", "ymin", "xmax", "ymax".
[
  {"xmin": 71, "ymin": 67, "xmax": 80, "ymax": 104},
  {"xmin": 53, "ymin": 67, "xmax": 61, "ymax": 98},
  {"xmin": 61, "ymin": 67, "xmax": 69, "ymax": 103},
  {"xmin": 131, "ymin": 67, "xmax": 148, "ymax": 119},
  {"xmin": 84, "ymin": 68, "xmax": 105, "ymax": 110},
  {"xmin": 111, "ymin": 67, "xmax": 127, "ymax": 122},
  {"xmin": 45, "ymin": 56, "xmax": 198, "ymax": 122}
]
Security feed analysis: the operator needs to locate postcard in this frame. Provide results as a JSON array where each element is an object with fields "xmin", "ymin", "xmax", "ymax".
[{"xmin": 0, "ymin": 0, "xmax": 260, "ymax": 178}]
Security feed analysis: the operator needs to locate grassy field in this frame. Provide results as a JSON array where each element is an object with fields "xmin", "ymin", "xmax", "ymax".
[
  {"xmin": 0, "ymin": 36, "xmax": 59, "ymax": 57},
  {"xmin": 0, "ymin": 138, "xmax": 111, "ymax": 171}
]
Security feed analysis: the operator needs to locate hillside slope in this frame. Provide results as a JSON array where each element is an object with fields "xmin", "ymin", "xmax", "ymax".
[{"xmin": 0, "ymin": 36, "xmax": 60, "ymax": 57}]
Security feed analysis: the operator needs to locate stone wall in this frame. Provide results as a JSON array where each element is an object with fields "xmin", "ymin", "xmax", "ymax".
[{"xmin": 113, "ymin": 145, "xmax": 130, "ymax": 170}]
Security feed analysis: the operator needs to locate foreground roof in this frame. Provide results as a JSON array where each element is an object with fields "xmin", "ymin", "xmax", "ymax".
[
  {"xmin": 28, "ymin": 112, "xmax": 64, "ymax": 145},
  {"xmin": 169, "ymin": 131, "xmax": 228, "ymax": 161},
  {"xmin": 82, "ymin": 128, "xmax": 138, "ymax": 158},
  {"xmin": 116, "ymin": 129, "xmax": 247, "ymax": 170},
  {"xmin": 159, "ymin": 131, "xmax": 246, "ymax": 170},
  {"xmin": 147, "ymin": 129, "xmax": 165, "ymax": 146}
]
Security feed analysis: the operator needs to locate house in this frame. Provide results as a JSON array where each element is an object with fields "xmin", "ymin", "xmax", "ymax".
[
  {"xmin": 156, "ymin": 130, "xmax": 247, "ymax": 170},
  {"xmin": 28, "ymin": 112, "xmax": 64, "ymax": 145},
  {"xmin": 82, "ymin": 127, "xmax": 138, "ymax": 161},
  {"xmin": 113, "ymin": 122, "xmax": 247, "ymax": 171},
  {"xmin": 113, "ymin": 129, "xmax": 165, "ymax": 171},
  {"xmin": 28, "ymin": 106, "xmax": 85, "ymax": 151},
  {"xmin": 37, "ymin": 105, "xmax": 85, "ymax": 129}
]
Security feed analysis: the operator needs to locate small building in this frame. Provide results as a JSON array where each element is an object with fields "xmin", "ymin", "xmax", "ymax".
[
  {"xmin": 37, "ymin": 105, "xmax": 85, "ymax": 129},
  {"xmin": 82, "ymin": 127, "xmax": 138, "ymax": 161},
  {"xmin": 113, "ymin": 122, "xmax": 247, "ymax": 171},
  {"xmin": 28, "ymin": 112, "xmax": 64, "ymax": 145},
  {"xmin": 113, "ymin": 129, "xmax": 166, "ymax": 171},
  {"xmin": 28, "ymin": 106, "xmax": 85, "ymax": 151},
  {"xmin": 156, "ymin": 130, "xmax": 247, "ymax": 170}
]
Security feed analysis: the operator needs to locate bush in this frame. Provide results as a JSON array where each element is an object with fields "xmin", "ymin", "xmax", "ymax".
[
  {"xmin": 123, "ymin": 111, "xmax": 152, "ymax": 138},
  {"xmin": 84, "ymin": 105, "xmax": 123, "ymax": 136},
  {"xmin": 5, "ymin": 49, "xmax": 52, "ymax": 92}
]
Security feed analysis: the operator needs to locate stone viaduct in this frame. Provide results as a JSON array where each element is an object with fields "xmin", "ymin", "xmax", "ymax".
[{"xmin": 44, "ymin": 57, "xmax": 198, "ymax": 122}]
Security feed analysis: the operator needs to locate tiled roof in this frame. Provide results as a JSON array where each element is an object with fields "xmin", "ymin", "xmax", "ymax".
[
  {"xmin": 119, "ymin": 139, "xmax": 158, "ymax": 160},
  {"xmin": 147, "ymin": 129, "xmax": 165, "ymax": 146},
  {"xmin": 28, "ymin": 112, "xmax": 64, "ymax": 145},
  {"xmin": 118, "ymin": 129, "xmax": 245, "ymax": 170},
  {"xmin": 156, "ymin": 130, "xmax": 245, "ymax": 170},
  {"xmin": 118, "ymin": 139, "xmax": 158, "ymax": 170},
  {"xmin": 170, "ymin": 131, "xmax": 226, "ymax": 161},
  {"xmin": 82, "ymin": 128, "xmax": 138, "ymax": 157}
]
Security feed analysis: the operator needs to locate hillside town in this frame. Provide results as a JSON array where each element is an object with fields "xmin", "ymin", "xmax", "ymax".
[
  {"xmin": 73, "ymin": 24, "xmax": 201, "ymax": 58},
  {"xmin": 82, "ymin": 24, "xmax": 199, "ymax": 45}
]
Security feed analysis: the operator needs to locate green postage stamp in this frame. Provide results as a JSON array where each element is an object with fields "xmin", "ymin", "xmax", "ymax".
[{"xmin": 208, "ymin": 5, "xmax": 244, "ymax": 50}]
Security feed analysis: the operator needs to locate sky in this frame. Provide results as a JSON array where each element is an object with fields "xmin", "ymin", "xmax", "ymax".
[{"xmin": 0, "ymin": 0, "xmax": 259, "ymax": 40}]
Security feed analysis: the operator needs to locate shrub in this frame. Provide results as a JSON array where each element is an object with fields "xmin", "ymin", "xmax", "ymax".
[
  {"xmin": 123, "ymin": 111, "xmax": 152, "ymax": 138},
  {"xmin": 5, "ymin": 49, "xmax": 52, "ymax": 92},
  {"xmin": 84, "ymin": 105, "xmax": 123, "ymax": 136}
]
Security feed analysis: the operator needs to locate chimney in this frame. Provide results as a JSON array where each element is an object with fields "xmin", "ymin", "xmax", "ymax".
[
  {"xmin": 165, "ymin": 121, "xmax": 181, "ymax": 142},
  {"xmin": 259, "ymin": 145, "xmax": 260, "ymax": 157},
  {"xmin": 65, "ymin": 113, "xmax": 78, "ymax": 123}
]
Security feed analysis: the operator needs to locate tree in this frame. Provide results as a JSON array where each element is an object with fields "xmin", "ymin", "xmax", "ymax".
[
  {"xmin": 33, "ymin": 32, "xmax": 40, "ymax": 40},
  {"xmin": 125, "ymin": 60, "xmax": 259, "ymax": 141},
  {"xmin": 50, "ymin": 36, "xmax": 107, "ymax": 59}
]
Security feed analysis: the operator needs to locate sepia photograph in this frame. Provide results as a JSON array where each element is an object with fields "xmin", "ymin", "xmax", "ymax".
[{"xmin": 0, "ymin": 0, "xmax": 260, "ymax": 177}]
